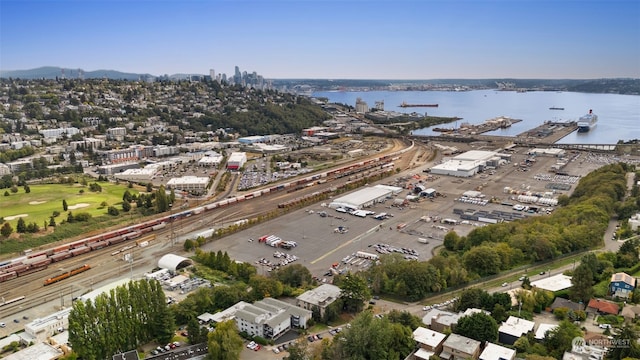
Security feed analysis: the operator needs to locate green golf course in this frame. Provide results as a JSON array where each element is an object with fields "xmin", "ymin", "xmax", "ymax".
[{"xmin": 0, "ymin": 182, "xmax": 137, "ymax": 229}]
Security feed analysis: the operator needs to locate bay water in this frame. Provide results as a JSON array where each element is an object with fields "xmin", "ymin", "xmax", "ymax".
[{"xmin": 312, "ymin": 89, "xmax": 640, "ymax": 144}]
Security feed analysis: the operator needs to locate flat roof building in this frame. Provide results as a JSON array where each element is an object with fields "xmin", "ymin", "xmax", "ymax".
[
  {"xmin": 441, "ymin": 333, "xmax": 481, "ymax": 360},
  {"xmin": 479, "ymin": 342, "xmax": 516, "ymax": 360},
  {"xmin": 296, "ymin": 284, "xmax": 341, "ymax": 318},
  {"xmin": 227, "ymin": 152, "xmax": 247, "ymax": 170},
  {"xmin": 166, "ymin": 176, "xmax": 209, "ymax": 195},
  {"xmin": 429, "ymin": 150, "xmax": 509, "ymax": 178},
  {"xmin": 329, "ymin": 185, "xmax": 401, "ymax": 210},
  {"xmin": 2, "ymin": 342, "xmax": 63, "ymax": 360},
  {"xmin": 412, "ymin": 326, "xmax": 446, "ymax": 359},
  {"xmin": 498, "ymin": 316, "xmax": 535, "ymax": 345},
  {"xmin": 24, "ymin": 308, "xmax": 72, "ymax": 343},
  {"xmin": 234, "ymin": 298, "xmax": 312, "ymax": 340}
]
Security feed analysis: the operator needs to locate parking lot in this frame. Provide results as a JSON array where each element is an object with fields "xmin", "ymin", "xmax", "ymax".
[{"xmin": 200, "ymin": 145, "xmax": 616, "ymax": 280}]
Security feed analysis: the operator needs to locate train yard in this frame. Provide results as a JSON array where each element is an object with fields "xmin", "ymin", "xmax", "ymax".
[{"xmin": 0, "ymin": 139, "xmax": 414, "ymax": 332}]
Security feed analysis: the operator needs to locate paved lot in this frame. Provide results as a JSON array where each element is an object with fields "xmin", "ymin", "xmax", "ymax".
[{"xmin": 200, "ymin": 145, "xmax": 613, "ymax": 280}]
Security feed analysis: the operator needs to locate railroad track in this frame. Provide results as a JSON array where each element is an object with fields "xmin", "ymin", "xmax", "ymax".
[{"xmin": 0, "ymin": 140, "xmax": 418, "ymax": 321}]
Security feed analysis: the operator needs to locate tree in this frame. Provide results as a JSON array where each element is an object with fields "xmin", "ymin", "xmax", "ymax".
[
  {"xmin": 454, "ymin": 312, "xmax": 498, "ymax": 343},
  {"xmin": 206, "ymin": 320, "xmax": 243, "ymax": 360},
  {"xmin": 570, "ymin": 263, "xmax": 594, "ymax": 304},
  {"xmin": 336, "ymin": 272, "xmax": 370, "ymax": 313},
  {"xmin": 122, "ymin": 200, "xmax": 131, "ymax": 212},
  {"xmin": 62, "ymin": 199, "xmax": 68, "ymax": 211},
  {"xmin": 184, "ymin": 239, "xmax": 195, "ymax": 251},
  {"xmin": 324, "ymin": 311, "xmax": 414, "ymax": 360},
  {"xmin": 543, "ymin": 320, "xmax": 583, "ymax": 359},
  {"xmin": 146, "ymin": 182, "xmax": 153, "ymax": 192},
  {"xmin": 491, "ymin": 303, "xmax": 508, "ymax": 323},
  {"xmin": 285, "ymin": 339, "xmax": 309, "ymax": 360},
  {"xmin": 606, "ymin": 324, "xmax": 640, "ymax": 360},
  {"xmin": 456, "ymin": 288, "xmax": 493, "ymax": 312},
  {"xmin": 123, "ymin": 190, "xmax": 133, "ymax": 203},
  {"xmin": 23, "ymin": 184, "xmax": 30, "ymax": 193},
  {"xmin": 271, "ymin": 264, "xmax": 313, "ymax": 288},
  {"xmin": 0, "ymin": 222, "xmax": 13, "ymax": 237},
  {"xmin": 462, "ymin": 245, "xmax": 502, "ymax": 276},
  {"xmin": 385, "ymin": 309, "xmax": 422, "ymax": 330},
  {"xmin": 16, "ymin": 217, "xmax": 26, "ymax": 233}
]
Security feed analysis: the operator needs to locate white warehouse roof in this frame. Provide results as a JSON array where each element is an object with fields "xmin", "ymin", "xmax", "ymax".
[
  {"xmin": 329, "ymin": 186, "xmax": 393, "ymax": 210},
  {"xmin": 453, "ymin": 150, "xmax": 499, "ymax": 162}
]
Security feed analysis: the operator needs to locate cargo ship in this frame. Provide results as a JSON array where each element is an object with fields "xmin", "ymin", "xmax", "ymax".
[
  {"xmin": 577, "ymin": 109, "xmax": 598, "ymax": 132},
  {"xmin": 549, "ymin": 107, "xmax": 564, "ymax": 110},
  {"xmin": 400, "ymin": 101, "xmax": 438, "ymax": 108}
]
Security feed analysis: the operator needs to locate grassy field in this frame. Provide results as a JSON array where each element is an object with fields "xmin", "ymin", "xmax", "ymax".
[{"xmin": 0, "ymin": 182, "xmax": 137, "ymax": 229}]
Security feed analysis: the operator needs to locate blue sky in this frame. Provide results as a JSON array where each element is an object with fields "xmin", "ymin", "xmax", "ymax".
[{"xmin": 1, "ymin": 0, "xmax": 639, "ymax": 79}]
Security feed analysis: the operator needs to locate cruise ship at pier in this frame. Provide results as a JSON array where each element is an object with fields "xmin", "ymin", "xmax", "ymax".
[{"xmin": 577, "ymin": 109, "xmax": 598, "ymax": 132}]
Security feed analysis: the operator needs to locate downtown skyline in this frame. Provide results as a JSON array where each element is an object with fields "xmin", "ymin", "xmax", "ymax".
[{"xmin": 1, "ymin": 0, "xmax": 639, "ymax": 80}]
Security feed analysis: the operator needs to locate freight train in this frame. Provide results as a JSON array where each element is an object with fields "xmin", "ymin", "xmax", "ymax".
[
  {"xmin": 0, "ymin": 143, "xmax": 413, "ymax": 284},
  {"xmin": 43, "ymin": 264, "xmax": 91, "ymax": 286}
]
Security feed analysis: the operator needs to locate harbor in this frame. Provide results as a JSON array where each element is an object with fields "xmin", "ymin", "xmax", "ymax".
[{"xmin": 432, "ymin": 116, "xmax": 522, "ymax": 135}]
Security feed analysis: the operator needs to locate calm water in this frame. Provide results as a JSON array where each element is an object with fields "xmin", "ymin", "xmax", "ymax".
[{"xmin": 312, "ymin": 89, "xmax": 640, "ymax": 144}]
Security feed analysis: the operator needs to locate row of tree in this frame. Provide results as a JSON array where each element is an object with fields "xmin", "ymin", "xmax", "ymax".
[
  {"xmin": 361, "ymin": 163, "xmax": 630, "ymax": 302},
  {"xmin": 68, "ymin": 279, "xmax": 174, "ymax": 360}
]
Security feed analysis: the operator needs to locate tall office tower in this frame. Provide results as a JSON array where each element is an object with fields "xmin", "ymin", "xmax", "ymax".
[
  {"xmin": 234, "ymin": 66, "xmax": 241, "ymax": 84},
  {"xmin": 209, "ymin": 69, "xmax": 215, "ymax": 79}
]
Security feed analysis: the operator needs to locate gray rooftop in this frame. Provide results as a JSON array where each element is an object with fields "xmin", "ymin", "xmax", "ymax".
[
  {"xmin": 443, "ymin": 333, "xmax": 481, "ymax": 354},
  {"xmin": 296, "ymin": 284, "xmax": 341, "ymax": 306}
]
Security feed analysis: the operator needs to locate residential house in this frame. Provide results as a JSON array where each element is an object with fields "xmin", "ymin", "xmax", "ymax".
[
  {"xmin": 423, "ymin": 308, "xmax": 461, "ymax": 333},
  {"xmin": 296, "ymin": 284, "xmax": 341, "ymax": 318},
  {"xmin": 621, "ymin": 304, "xmax": 640, "ymax": 322},
  {"xmin": 479, "ymin": 342, "xmax": 516, "ymax": 360},
  {"xmin": 412, "ymin": 327, "xmax": 446, "ymax": 360},
  {"xmin": 440, "ymin": 333, "xmax": 481, "ymax": 360},
  {"xmin": 586, "ymin": 299, "xmax": 619, "ymax": 316},
  {"xmin": 498, "ymin": 316, "xmax": 535, "ymax": 345},
  {"xmin": 609, "ymin": 272, "xmax": 636, "ymax": 299},
  {"xmin": 550, "ymin": 297, "xmax": 584, "ymax": 312}
]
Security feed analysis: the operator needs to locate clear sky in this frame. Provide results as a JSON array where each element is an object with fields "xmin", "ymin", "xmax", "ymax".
[{"xmin": 1, "ymin": 0, "xmax": 639, "ymax": 79}]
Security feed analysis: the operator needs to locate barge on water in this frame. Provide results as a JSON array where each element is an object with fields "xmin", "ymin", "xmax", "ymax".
[{"xmin": 400, "ymin": 101, "xmax": 438, "ymax": 108}]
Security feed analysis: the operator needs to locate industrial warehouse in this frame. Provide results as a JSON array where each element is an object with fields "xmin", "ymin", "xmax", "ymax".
[
  {"xmin": 429, "ymin": 150, "xmax": 511, "ymax": 177},
  {"xmin": 328, "ymin": 184, "xmax": 403, "ymax": 210}
]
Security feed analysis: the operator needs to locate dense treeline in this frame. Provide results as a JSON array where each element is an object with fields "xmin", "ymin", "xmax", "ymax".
[
  {"xmin": 365, "ymin": 163, "xmax": 630, "ymax": 300},
  {"xmin": 190, "ymin": 96, "xmax": 331, "ymax": 136},
  {"xmin": 68, "ymin": 279, "xmax": 174, "ymax": 360}
]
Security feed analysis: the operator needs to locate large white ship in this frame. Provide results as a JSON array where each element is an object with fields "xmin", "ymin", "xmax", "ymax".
[{"xmin": 577, "ymin": 109, "xmax": 598, "ymax": 132}]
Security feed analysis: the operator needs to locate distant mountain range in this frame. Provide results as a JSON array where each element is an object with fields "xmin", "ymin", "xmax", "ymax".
[
  {"xmin": 0, "ymin": 66, "xmax": 164, "ymax": 81},
  {"xmin": 1, "ymin": 67, "xmax": 639, "ymax": 95}
]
